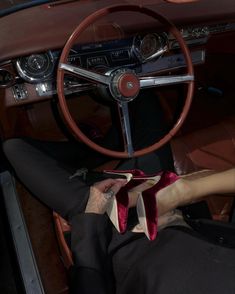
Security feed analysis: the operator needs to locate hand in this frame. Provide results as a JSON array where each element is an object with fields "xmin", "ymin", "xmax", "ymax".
[{"xmin": 85, "ymin": 178, "xmax": 127, "ymax": 214}]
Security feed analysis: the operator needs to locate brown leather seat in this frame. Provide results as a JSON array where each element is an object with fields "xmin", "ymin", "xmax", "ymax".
[{"xmin": 171, "ymin": 116, "xmax": 235, "ymax": 221}]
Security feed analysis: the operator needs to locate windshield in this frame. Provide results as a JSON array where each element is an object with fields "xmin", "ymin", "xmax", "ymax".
[{"xmin": 0, "ymin": 0, "xmax": 58, "ymax": 17}]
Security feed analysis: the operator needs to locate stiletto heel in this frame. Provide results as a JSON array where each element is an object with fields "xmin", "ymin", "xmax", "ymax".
[
  {"xmin": 105, "ymin": 170, "xmax": 146, "ymax": 233},
  {"xmin": 136, "ymin": 171, "xmax": 179, "ymax": 240},
  {"xmin": 104, "ymin": 169, "xmax": 162, "ymax": 233}
]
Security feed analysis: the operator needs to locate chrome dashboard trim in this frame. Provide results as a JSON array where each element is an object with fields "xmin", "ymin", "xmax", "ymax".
[
  {"xmin": 36, "ymin": 80, "xmax": 95, "ymax": 97},
  {"xmin": 12, "ymin": 84, "xmax": 28, "ymax": 101},
  {"xmin": 16, "ymin": 51, "xmax": 54, "ymax": 83},
  {"xmin": 142, "ymin": 50, "xmax": 205, "ymax": 74}
]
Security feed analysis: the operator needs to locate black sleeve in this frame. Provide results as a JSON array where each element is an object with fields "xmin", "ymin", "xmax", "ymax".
[{"xmin": 70, "ymin": 214, "xmax": 114, "ymax": 294}]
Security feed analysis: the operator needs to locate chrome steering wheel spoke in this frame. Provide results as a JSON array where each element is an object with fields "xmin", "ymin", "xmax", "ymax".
[
  {"xmin": 118, "ymin": 101, "xmax": 134, "ymax": 157},
  {"xmin": 139, "ymin": 74, "xmax": 194, "ymax": 88},
  {"xmin": 59, "ymin": 62, "xmax": 111, "ymax": 85}
]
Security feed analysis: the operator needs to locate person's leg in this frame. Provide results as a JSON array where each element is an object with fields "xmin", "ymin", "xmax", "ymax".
[
  {"xmin": 23, "ymin": 137, "xmax": 114, "ymax": 172},
  {"xmin": 3, "ymin": 138, "xmax": 90, "ymax": 220},
  {"xmin": 3, "ymin": 89, "xmax": 174, "ymax": 219}
]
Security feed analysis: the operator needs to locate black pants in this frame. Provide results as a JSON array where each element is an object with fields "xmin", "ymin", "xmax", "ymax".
[
  {"xmin": 112, "ymin": 227, "xmax": 235, "ymax": 294},
  {"xmin": 3, "ymin": 91, "xmax": 174, "ymax": 220}
]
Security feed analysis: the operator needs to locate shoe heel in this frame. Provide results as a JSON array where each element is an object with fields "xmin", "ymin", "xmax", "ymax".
[
  {"xmin": 105, "ymin": 171, "xmax": 146, "ymax": 233},
  {"xmin": 136, "ymin": 171, "xmax": 179, "ymax": 240}
]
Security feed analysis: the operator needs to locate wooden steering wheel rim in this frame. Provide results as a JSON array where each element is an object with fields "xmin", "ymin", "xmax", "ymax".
[{"xmin": 57, "ymin": 4, "xmax": 194, "ymax": 159}]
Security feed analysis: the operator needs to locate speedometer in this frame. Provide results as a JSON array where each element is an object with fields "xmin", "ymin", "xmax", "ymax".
[
  {"xmin": 16, "ymin": 52, "xmax": 54, "ymax": 83},
  {"xmin": 140, "ymin": 34, "xmax": 159, "ymax": 59},
  {"xmin": 132, "ymin": 33, "xmax": 168, "ymax": 62}
]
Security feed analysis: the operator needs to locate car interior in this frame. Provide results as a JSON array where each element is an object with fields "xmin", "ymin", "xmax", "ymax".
[{"xmin": 0, "ymin": 0, "xmax": 235, "ymax": 293}]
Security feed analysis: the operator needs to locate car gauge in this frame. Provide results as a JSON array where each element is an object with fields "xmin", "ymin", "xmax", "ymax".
[
  {"xmin": 16, "ymin": 52, "xmax": 54, "ymax": 83},
  {"xmin": 140, "ymin": 34, "xmax": 159, "ymax": 59},
  {"xmin": 132, "ymin": 33, "xmax": 168, "ymax": 62}
]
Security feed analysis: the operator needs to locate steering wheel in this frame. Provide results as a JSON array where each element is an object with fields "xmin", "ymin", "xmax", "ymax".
[{"xmin": 57, "ymin": 5, "xmax": 194, "ymax": 158}]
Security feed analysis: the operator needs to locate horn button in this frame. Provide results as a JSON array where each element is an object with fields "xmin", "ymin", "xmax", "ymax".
[{"xmin": 109, "ymin": 69, "xmax": 140, "ymax": 102}]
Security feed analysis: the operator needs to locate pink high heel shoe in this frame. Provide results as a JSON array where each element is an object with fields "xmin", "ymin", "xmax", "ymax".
[
  {"xmin": 104, "ymin": 169, "xmax": 162, "ymax": 233},
  {"xmin": 136, "ymin": 171, "xmax": 179, "ymax": 240}
]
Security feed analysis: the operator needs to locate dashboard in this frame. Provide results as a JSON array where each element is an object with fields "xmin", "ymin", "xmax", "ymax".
[{"xmin": 1, "ymin": 18, "xmax": 235, "ymax": 105}]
